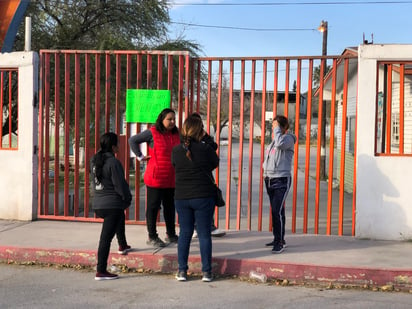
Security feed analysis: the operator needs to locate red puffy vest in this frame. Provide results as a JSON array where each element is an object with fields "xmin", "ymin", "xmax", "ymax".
[{"xmin": 143, "ymin": 126, "xmax": 180, "ymax": 188}]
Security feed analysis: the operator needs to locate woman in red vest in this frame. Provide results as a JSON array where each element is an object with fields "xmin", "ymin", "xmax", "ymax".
[{"xmin": 129, "ymin": 108, "xmax": 180, "ymax": 248}]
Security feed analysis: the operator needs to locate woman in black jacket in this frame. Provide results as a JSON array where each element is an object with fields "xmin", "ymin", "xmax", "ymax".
[
  {"xmin": 91, "ymin": 132, "xmax": 132, "ymax": 280},
  {"xmin": 172, "ymin": 115, "xmax": 219, "ymax": 282}
]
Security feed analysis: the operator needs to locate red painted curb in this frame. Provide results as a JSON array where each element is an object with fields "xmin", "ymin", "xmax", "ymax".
[{"xmin": 1, "ymin": 246, "xmax": 411, "ymax": 290}]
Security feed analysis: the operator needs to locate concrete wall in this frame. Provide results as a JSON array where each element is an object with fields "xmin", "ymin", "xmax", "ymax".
[
  {"xmin": 0, "ymin": 51, "xmax": 38, "ymax": 220},
  {"xmin": 356, "ymin": 44, "xmax": 412, "ymax": 240}
]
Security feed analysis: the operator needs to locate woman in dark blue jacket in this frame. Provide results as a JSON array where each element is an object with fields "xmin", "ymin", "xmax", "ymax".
[{"xmin": 91, "ymin": 132, "xmax": 132, "ymax": 280}]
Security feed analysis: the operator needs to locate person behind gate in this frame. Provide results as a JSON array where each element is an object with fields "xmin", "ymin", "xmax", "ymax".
[
  {"xmin": 262, "ymin": 115, "xmax": 296, "ymax": 254},
  {"xmin": 172, "ymin": 114, "xmax": 220, "ymax": 282},
  {"xmin": 91, "ymin": 132, "xmax": 132, "ymax": 280},
  {"xmin": 128, "ymin": 108, "xmax": 180, "ymax": 248}
]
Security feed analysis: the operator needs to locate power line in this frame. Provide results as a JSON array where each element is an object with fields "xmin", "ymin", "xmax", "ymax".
[
  {"xmin": 171, "ymin": 1, "xmax": 412, "ymax": 6},
  {"xmin": 171, "ymin": 21, "xmax": 316, "ymax": 32}
]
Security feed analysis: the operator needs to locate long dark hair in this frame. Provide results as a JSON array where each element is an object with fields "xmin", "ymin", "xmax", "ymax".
[
  {"xmin": 155, "ymin": 108, "xmax": 178, "ymax": 134},
  {"xmin": 181, "ymin": 115, "xmax": 204, "ymax": 160},
  {"xmin": 94, "ymin": 132, "xmax": 118, "ymax": 182},
  {"xmin": 275, "ymin": 115, "xmax": 290, "ymax": 131}
]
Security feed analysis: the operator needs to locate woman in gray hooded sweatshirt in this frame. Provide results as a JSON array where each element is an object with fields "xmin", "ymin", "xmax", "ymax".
[{"xmin": 262, "ymin": 115, "xmax": 296, "ymax": 254}]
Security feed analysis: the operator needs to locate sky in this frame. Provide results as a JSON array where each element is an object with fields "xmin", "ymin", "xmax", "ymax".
[{"xmin": 168, "ymin": 0, "xmax": 412, "ymax": 57}]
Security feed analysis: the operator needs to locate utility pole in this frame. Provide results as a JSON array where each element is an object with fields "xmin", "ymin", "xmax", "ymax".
[{"xmin": 318, "ymin": 20, "xmax": 328, "ymax": 180}]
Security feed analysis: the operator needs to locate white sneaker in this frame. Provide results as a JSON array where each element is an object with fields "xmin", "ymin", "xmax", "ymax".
[
  {"xmin": 211, "ymin": 228, "xmax": 226, "ymax": 237},
  {"xmin": 192, "ymin": 231, "xmax": 198, "ymax": 238}
]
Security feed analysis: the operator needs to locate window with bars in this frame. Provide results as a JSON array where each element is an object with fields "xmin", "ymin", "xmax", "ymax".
[
  {"xmin": 375, "ymin": 62, "xmax": 412, "ymax": 156},
  {"xmin": 0, "ymin": 69, "xmax": 18, "ymax": 150}
]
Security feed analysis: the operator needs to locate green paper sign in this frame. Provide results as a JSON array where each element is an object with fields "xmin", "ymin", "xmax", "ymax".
[{"xmin": 126, "ymin": 89, "xmax": 171, "ymax": 123}]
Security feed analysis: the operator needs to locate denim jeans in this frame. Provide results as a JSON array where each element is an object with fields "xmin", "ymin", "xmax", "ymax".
[
  {"xmin": 94, "ymin": 208, "xmax": 127, "ymax": 273},
  {"xmin": 175, "ymin": 197, "xmax": 215, "ymax": 273},
  {"xmin": 264, "ymin": 176, "xmax": 291, "ymax": 243}
]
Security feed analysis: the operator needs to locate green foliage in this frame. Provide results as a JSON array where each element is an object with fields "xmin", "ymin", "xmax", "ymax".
[
  {"xmin": 7, "ymin": 0, "xmax": 202, "ymax": 140},
  {"xmin": 14, "ymin": 0, "xmax": 201, "ymax": 54},
  {"xmin": 15, "ymin": 0, "xmax": 171, "ymax": 51}
]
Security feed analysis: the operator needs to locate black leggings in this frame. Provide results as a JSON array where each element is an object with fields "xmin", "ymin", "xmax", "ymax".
[
  {"xmin": 95, "ymin": 208, "xmax": 127, "ymax": 273},
  {"xmin": 146, "ymin": 186, "xmax": 176, "ymax": 239}
]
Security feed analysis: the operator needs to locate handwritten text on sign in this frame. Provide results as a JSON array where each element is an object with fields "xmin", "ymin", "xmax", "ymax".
[{"xmin": 126, "ymin": 89, "xmax": 171, "ymax": 123}]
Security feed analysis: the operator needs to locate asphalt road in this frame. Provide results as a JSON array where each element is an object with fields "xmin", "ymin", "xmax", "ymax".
[{"xmin": 1, "ymin": 264, "xmax": 411, "ymax": 309}]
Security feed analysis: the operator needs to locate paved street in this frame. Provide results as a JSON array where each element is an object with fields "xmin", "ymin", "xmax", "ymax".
[{"xmin": 1, "ymin": 264, "xmax": 411, "ymax": 309}]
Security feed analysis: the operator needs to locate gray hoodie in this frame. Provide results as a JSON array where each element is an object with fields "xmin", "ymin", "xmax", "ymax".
[{"xmin": 262, "ymin": 126, "xmax": 297, "ymax": 178}]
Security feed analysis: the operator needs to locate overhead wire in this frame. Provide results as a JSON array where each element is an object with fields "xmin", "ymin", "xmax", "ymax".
[
  {"xmin": 170, "ymin": 22, "xmax": 316, "ymax": 32},
  {"xmin": 171, "ymin": 1, "xmax": 412, "ymax": 6},
  {"xmin": 170, "ymin": 0, "xmax": 412, "ymax": 32}
]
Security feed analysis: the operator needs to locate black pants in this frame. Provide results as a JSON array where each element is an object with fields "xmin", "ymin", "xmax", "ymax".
[
  {"xmin": 264, "ymin": 177, "xmax": 291, "ymax": 243},
  {"xmin": 95, "ymin": 208, "xmax": 127, "ymax": 273},
  {"xmin": 146, "ymin": 186, "xmax": 176, "ymax": 239}
]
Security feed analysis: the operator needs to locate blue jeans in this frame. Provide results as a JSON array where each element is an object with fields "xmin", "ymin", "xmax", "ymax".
[
  {"xmin": 175, "ymin": 197, "xmax": 215, "ymax": 273},
  {"xmin": 265, "ymin": 176, "xmax": 291, "ymax": 243}
]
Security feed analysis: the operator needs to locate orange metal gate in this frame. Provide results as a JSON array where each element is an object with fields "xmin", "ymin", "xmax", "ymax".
[{"xmin": 38, "ymin": 50, "xmax": 357, "ymax": 236}]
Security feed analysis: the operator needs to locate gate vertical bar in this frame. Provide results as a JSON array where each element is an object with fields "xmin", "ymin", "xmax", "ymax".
[
  {"xmin": 247, "ymin": 60, "xmax": 256, "ymax": 230},
  {"xmin": 74, "ymin": 53, "xmax": 80, "ymax": 216},
  {"xmin": 189, "ymin": 57, "xmax": 194, "ymax": 114},
  {"xmin": 236, "ymin": 60, "xmax": 245, "ymax": 230},
  {"xmin": 258, "ymin": 59, "xmax": 267, "ymax": 231},
  {"xmin": 147, "ymin": 54, "xmax": 152, "ymax": 89},
  {"xmin": 352, "ymin": 69, "xmax": 358, "ymax": 236},
  {"xmin": 326, "ymin": 59, "xmax": 337, "ymax": 234},
  {"xmin": 105, "ymin": 54, "xmax": 111, "ymax": 132},
  {"xmin": 8, "ymin": 71, "xmax": 13, "ymax": 146},
  {"xmin": 315, "ymin": 58, "xmax": 326, "ymax": 234},
  {"xmin": 303, "ymin": 59, "xmax": 313, "ymax": 233},
  {"xmin": 385, "ymin": 64, "xmax": 392, "ymax": 153},
  {"xmin": 94, "ymin": 54, "xmax": 101, "ymax": 154},
  {"xmin": 124, "ymin": 54, "xmax": 132, "ymax": 220},
  {"xmin": 115, "ymin": 54, "xmax": 121, "ymax": 135},
  {"xmin": 284, "ymin": 59, "xmax": 290, "ymax": 117},
  {"xmin": 399, "ymin": 64, "xmax": 405, "ymax": 154},
  {"xmin": 177, "ymin": 55, "xmax": 184, "ymax": 126},
  {"xmin": 206, "ymin": 60, "xmax": 212, "ymax": 132},
  {"xmin": 84, "ymin": 54, "xmax": 91, "ymax": 217},
  {"xmin": 53, "ymin": 53, "xmax": 60, "ymax": 215},
  {"xmin": 338, "ymin": 58, "xmax": 349, "ymax": 236},
  {"xmin": 196, "ymin": 61, "xmax": 201, "ymax": 113},
  {"xmin": 167, "ymin": 55, "xmax": 173, "ymax": 105},
  {"xmin": 43, "ymin": 54, "xmax": 50, "ymax": 215},
  {"xmin": 94, "ymin": 53, "xmax": 101, "ymax": 219},
  {"xmin": 215, "ymin": 60, "xmax": 223, "ymax": 222},
  {"xmin": 134, "ymin": 54, "xmax": 143, "ymax": 221},
  {"xmin": 157, "ymin": 54, "xmax": 163, "ymax": 89},
  {"xmin": 225, "ymin": 60, "xmax": 234, "ymax": 230},
  {"xmin": 125, "ymin": 53, "xmax": 132, "ymax": 177},
  {"xmin": 63, "ymin": 53, "xmax": 70, "ymax": 216},
  {"xmin": 185, "ymin": 54, "xmax": 191, "ymax": 117},
  {"xmin": 292, "ymin": 59, "xmax": 301, "ymax": 233},
  {"xmin": 38, "ymin": 53, "xmax": 44, "ymax": 215},
  {"xmin": 273, "ymin": 60, "xmax": 278, "ymax": 116}
]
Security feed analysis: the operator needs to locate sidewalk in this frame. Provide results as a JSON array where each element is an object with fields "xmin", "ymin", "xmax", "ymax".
[{"xmin": 0, "ymin": 219, "xmax": 411, "ymax": 291}]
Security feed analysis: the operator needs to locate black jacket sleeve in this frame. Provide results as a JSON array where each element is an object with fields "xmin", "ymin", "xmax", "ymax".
[{"xmin": 110, "ymin": 159, "xmax": 132, "ymax": 207}]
